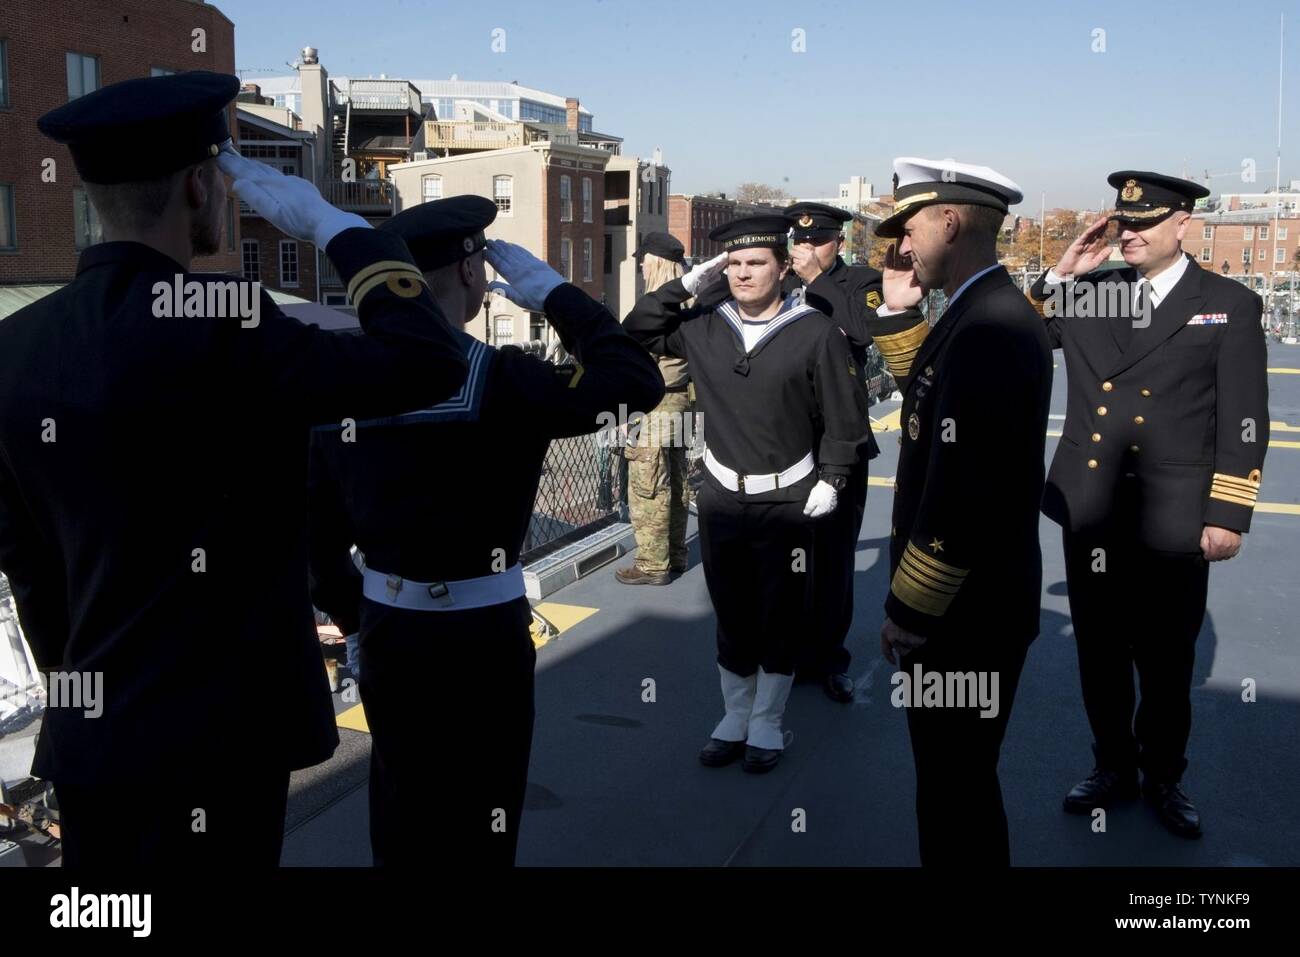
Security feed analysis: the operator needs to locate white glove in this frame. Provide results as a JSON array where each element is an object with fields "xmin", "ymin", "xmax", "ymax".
[
  {"xmin": 682, "ymin": 252, "xmax": 728, "ymax": 295},
  {"xmin": 217, "ymin": 144, "xmax": 368, "ymax": 249},
  {"xmin": 485, "ymin": 240, "xmax": 566, "ymax": 311},
  {"xmin": 802, "ymin": 480, "xmax": 839, "ymax": 518}
]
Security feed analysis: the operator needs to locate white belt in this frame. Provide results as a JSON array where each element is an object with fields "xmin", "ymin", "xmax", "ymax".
[
  {"xmin": 362, "ymin": 563, "xmax": 526, "ymax": 611},
  {"xmin": 704, "ymin": 449, "xmax": 815, "ymax": 494}
]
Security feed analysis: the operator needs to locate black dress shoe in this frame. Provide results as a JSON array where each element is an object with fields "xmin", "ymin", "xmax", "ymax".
[
  {"xmin": 1062, "ymin": 768, "xmax": 1139, "ymax": 814},
  {"xmin": 698, "ymin": 738, "xmax": 745, "ymax": 767},
  {"xmin": 742, "ymin": 745, "xmax": 781, "ymax": 774},
  {"xmin": 823, "ymin": 673, "xmax": 854, "ymax": 703},
  {"xmin": 1143, "ymin": 781, "xmax": 1202, "ymax": 839}
]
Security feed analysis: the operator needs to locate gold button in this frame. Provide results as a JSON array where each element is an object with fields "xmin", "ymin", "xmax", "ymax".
[
  {"xmin": 1091, "ymin": 433, "xmax": 1101, "ymax": 442},
  {"xmin": 1102, "ymin": 381, "xmax": 1113, "ymax": 392},
  {"xmin": 1130, "ymin": 445, "xmax": 1140, "ymax": 453},
  {"xmin": 1087, "ymin": 459, "xmax": 1098, "ymax": 469},
  {"xmin": 1141, "ymin": 389, "xmax": 1152, "ymax": 397},
  {"xmin": 1097, "ymin": 406, "xmax": 1108, "ymax": 416},
  {"xmin": 1134, "ymin": 415, "xmax": 1145, "ymax": 425}
]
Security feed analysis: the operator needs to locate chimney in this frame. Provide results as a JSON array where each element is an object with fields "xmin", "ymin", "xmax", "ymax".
[
  {"xmin": 297, "ymin": 47, "xmax": 331, "ymax": 183},
  {"xmin": 565, "ymin": 97, "xmax": 580, "ymax": 132}
]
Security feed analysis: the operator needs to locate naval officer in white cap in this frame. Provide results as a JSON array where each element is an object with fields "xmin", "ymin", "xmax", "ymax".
[{"xmin": 871, "ymin": 157, "xmax": 1053, "ymax": 866}]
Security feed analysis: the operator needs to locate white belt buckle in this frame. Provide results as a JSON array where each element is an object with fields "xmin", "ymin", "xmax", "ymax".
[
  {"xmin": 427, "ymin": 581, "xmax": 454, "ymax": 607},
  {"xmin": 385, "ymin": 574, "xmax": 403, "ymax": 602},
  {"xmin": 736, "ymin": 473, "xmax": 746, "ymax": 493}
]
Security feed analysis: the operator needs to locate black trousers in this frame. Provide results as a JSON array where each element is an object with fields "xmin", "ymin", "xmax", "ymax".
[
  {"xmin": 57, "ymin": 766, "xmax": 290, "ymax": 867},
  {"xmin": 901, "ymin": 631, "xmax": 1030, "ymax": 867},
  {"xmin": 358, "ymin": 594, "xmax": 536, "ymax": 867},
  {"xmin": 697, "ymin": 480, "xmax": 814, "ymax": 676},
  {"xmin": 1063, "ymin": 530, "xmax": 1208, "ymax": 782},
  {"xmin": 805, "ymin": 463, "xmax": 868, "ymax": 676}
]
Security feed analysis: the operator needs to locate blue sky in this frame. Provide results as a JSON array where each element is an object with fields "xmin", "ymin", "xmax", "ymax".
[{"xmin": 216, "ymin": 0, "xmax": 1300, "ymax": 210}]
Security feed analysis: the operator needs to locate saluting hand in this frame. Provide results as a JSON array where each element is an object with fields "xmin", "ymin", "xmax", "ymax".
[
  {"xmin": 1200, "ymin": 525, "xmax": 1242, "ymax": 562},
  {"xmin": 882, "ymin": 244, "xmax": 924, "ymax": 311},
  {"xmin": 485, "ymin": 240, "xmax": 566, "ymax": 312},
  {"xmin": 790, "ymin": 243, "xmax": 823, "ymax": 284},
  {"xmin": 682, "ymin": 252, "xmax": 728, "ymax": 295},
  {"xmin": 1054, "ymin": 215, "xmax": 1113, "ymax": 279},
  {"xmin": 880, "ymin": 616, "xmax": 927, "ymax": 665}
]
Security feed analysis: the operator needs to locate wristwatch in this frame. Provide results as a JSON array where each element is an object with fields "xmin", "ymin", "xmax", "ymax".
[{"xmin": 820, "ymin": 472, "xmax": 848, "ymax": 493}]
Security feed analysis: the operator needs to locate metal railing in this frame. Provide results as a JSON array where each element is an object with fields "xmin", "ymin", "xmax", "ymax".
[
  {"xmin": 320, "ymin": 178, "xmax": 392, "ymax": 213},
  {"xmin": 423, "ymin": 120, "xmax": 550, "ymax": 151},
  {"xmin": 336, "ymin": 79, "xmax": 422, "ymax": 114}
]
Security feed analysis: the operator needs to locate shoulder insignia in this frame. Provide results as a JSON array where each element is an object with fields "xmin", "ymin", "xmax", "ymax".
[{"xmin": 865, "ymin": 290, "xmax": 883, "ymax": 310}]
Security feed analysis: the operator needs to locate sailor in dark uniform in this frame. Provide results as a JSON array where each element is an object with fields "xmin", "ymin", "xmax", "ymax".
[
  {"xmin": 872, "ymin": 158, "xmax": 1052, "ymax": 866},
  {"xmin": 1029, "ymin": 172, "xmax": 1270, "ymax": 838},
  {"xmin": 307, "ymin": 197, "xmax": 664, "ymax": 866},
  {"xmin": 0, "ymin": 72, "xmax": 469, "ymax": 866},
  {"xmin": 624, "ymin": 216, "xmax": 871, "ymax": 773},
  {"xmin": 784, "ymin": 201, "xmax": 924, "ymax": 703}
]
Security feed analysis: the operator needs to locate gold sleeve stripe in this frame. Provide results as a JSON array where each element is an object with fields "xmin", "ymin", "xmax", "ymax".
[
  {"xmin": 873, "ymin": 322, "xmax": 930, "ymax": 380},
  {"xmin": 352, "ymin": 269, "xmax": 428, "ymax": 307},
  {"xmin": 903, "ymin": 541, "xmax": 969, "ymax": 581},
  {"xmin": 347, "ymin": 260, "xmax": 424, "ymax": 301},
  {"xmin": 567, "ymin": 362, "xmax": 585, "ymax": 389},
  {"xmin": 899, "ymin": 554, "xmax": 965, "ymax": 593},
  {"xmin": 891, "ymin": 565, "xmax": 957, "ymax": 617},
  {"xmin": 1210, "ymin": 472, "xmax": 1261, "ymax": 508}
]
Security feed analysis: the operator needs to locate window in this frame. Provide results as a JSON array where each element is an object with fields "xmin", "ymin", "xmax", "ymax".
[
  {"xmin": 150, "ymin": 67, "xmax": 176, "ymax": 77},
  {"xmin": 242, "ymin": 240, "xmax": 260, "ymax": 281},
  {"xmin": 1259, "ymin": 225, "xmax": 1269, "ymax": 240},
  {"xmin": 1242, "ymin": 249, "xmax": 1252, "ymax": 264},
  {"xmin": 494, "ymin": 316, "xmax": 513, "ymax": 344},
  {"xmin": 1202, "ymin": 225, "xmax": 1212, "ymax": 240},
  {"xmin": 66, "ymin": 52, "xmax": 100, "ymax": 100},
  {"xmin": 582, "ymin": 177, "xmax": 592, "ymax": 223},
  {"xmin": 560, "ymin": 176, "xmax": 572, "ymax": 222},
  {"xmin": 582, "ymin": 238, "xmax": 593, "ymax": 281},
  {"xmin": 1279, "ymin": 227, "xmax": 1288, "ymax": 240},
  {"xmin": 529, "ymin": 313, "xmax": 546, "ymax": 342},
  {"xmin": 73, "ymin": 189, "xmax": 102, "ymax": 250},
  {"xmin": 604, "ymin": 234, "xmax": 613, "ymax": 274},
  {"xmin": 1277, "ymin": 247, "xmax": 1287, "ymax": 264},
  {"xmin": 1200, "ymin": 247, "xmax": 1211, "ymax": 262},
  {"xmin": 0, "ymin": 39, "xmax": 9, "ymax": 108},
  {"xmin": 280, "ymin": 241, "xmax": 299, "ymax": 287},
  {"xmin": 1243, "ymin": 226, "xmax": 1254, "ymax": 240},
  {"xmin": 559, "ymin": 238, "xmax": 571, "ymax": 280},
  {"xmin": 226, "ymin": 198, "xmax": 236, "ymax": 252},
  {"xmin": 658, "ymin": 180, "xmax": 664, "ymax": 216},
  {"xmin": 493, "ymin": 175, "xmax": 512, "ymax": 215},
  {"xmin": 0, "ymin": 184, "xmax": 15, "ymax": 249},
  {"xmin": 422, "ymin": 175, "xmax": 442, "ymax": 203},
  {"xmin": 273, "ymin": 93, "xmax": 287, "ymax": 108}
]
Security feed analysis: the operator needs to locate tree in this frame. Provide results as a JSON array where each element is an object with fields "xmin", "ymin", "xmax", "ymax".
[{"xmin": 734, "ymin": 182, "xmax": 789, "ymax": 205}]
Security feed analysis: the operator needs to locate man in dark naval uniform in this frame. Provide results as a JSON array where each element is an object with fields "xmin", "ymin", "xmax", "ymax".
[
  {"xmin": 625, "ymin": 215, "xmax": 871, "ymax": 773},
  {"xmin": 307, "ymin": 196, "xmax": 664, "ymax": 866},
  {"xmin": 784, "ymin": 201, "xmax": 923, "ymax": 703},
  {"xmin": 873, "ymin": 157, "xmax": 1052, "ymax": 866},
  {"xmin": 1030, "ymin": 171, "xmax": 1270, "ymax": 839},
  {"xmin": 0, "ymin": 72, "xmax": 469, "ymax": 866}
]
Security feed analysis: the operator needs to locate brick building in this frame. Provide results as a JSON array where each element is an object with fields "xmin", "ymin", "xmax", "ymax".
[
  {"xmin": 0, "ymin": 0, "xmax": 240, "ymax": 285},
  {"xmin": 1183, "ymin": 209, "xmax": 1300, "ymax": 292},
  {"xmin": 668, "ymin": 193, "xmax": 775, "ymax": 261}
]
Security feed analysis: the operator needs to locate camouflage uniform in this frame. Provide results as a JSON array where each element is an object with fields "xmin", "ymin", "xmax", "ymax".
[{"xmin": 625, "ymin": 358, "xmax": 691, "ymax": 574}]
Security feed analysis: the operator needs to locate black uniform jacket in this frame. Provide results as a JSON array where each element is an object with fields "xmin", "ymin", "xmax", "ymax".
[
  {"xmin": 1030, "ymin": 255, "xmax": 1269, "ymax": 553},
  {"xmin": 881, "ymin": 267, "xmax": 1053, "ymax": 640},
  {"xmin": 0, "ymin": 228, "xmax": 469, "ymax": 785},
  {"xmin": 308, "ymin": 283, "xmax": 665, "ymax": 634},
  {"xmin": 624, "ymin": 277, "xmax": 871, "ymax": 504}
]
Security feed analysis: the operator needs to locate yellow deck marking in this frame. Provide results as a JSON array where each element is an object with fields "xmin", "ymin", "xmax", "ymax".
[
  {"xmin": 1268, "ymin": 368, "xmax": 1300, "ymax": 374},
  {"xmin": 1271, "ymin": 421, "xmax": 1300, "ymax": 432},
  {"xmin": 531, "ymin": 601, "xmax": 599, "ymax": 648},
  {"xmin": 867, "ymin": 476, "xmax": 895, "ymax": 487},
  {"xmin": 873, "ymin": 409, "xmax": 902, "ymax": 433},
  {"xmin": 336, "ymin": 703, "xmax": 369, "ymax": 733}
]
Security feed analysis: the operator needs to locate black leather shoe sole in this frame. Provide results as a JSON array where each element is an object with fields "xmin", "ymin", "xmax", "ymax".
[
  {"xmin": 699, "ymin": 739, "xmax": 745, "ymax": 767},
  {"xmin": 742, "ymin": 745, "xmax": 781, "ymax": 773}
]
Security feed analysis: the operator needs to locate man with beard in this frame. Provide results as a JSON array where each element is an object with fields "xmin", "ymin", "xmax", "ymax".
[{"xmin": 0, "ymin": 72, "xmax": 468, "ymax": 866}]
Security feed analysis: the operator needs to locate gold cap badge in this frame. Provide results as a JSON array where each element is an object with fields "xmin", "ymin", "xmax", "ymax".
[
  {"xmin": 798, "ymin": 214, "xmax": 814, "ymax": 227},
  {"xmin": 1120, "ymin": 179, "xmax": 1143, "ymax": 202}
]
